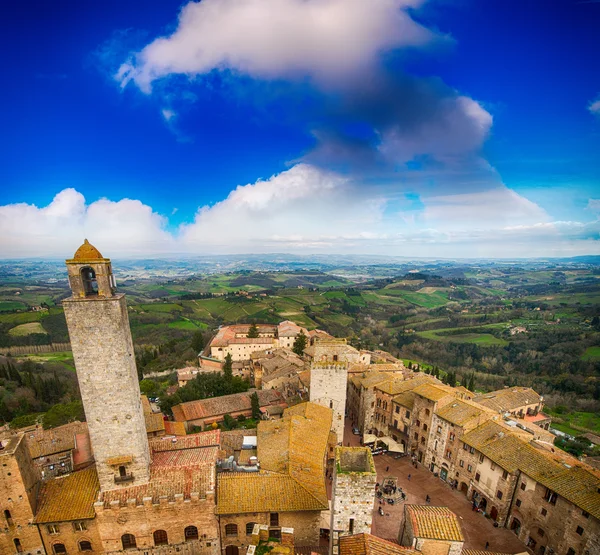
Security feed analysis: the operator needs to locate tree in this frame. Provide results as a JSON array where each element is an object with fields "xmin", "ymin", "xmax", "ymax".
[
  {"xmin": 292, "ymin": 330, "xmax": 307, "ymax": 356},
  {"xmin": 42, "ymin": 400, "xmax": 85, "ymax": 429},
  {"xmin": 191, "ymin": 331, "xmax": 205, "ymax": 353},
  {"xmin": 250, "ymin": 391, "xmax": 261, "ymax": 420},
  {"xmin": 247, "ymin": 323, "xmax": 259, "ymax": 338},
  {"xmin": 223, "ymin": 353, "xmax": 233, "ymax": 381},
  {"xmin": 139, "ymin": 379, "xmax": 159, "ymax": 398}
]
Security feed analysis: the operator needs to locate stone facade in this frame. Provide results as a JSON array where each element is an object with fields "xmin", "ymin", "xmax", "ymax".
[
  {"xmin": 309, "ymin": 362, "xmax": 348, "ymax": 444},
  {"xmin": 0, "ymin": 435, "xmax": 44, "ymax": 555},
  {"xmin": 38, "ymin": 517, "xmax": 102, "ymax": 555},
  {"xmin": 93, "ymin": 496, "xmax": 220, "ymax": 555},
  {"xmin": 330, "ymin": 447, "xmax": 377, "ymax": 555},
  {"xmin": 63, "ymin": 292, "xmax": 151, "ymax": 492},
  {"xmin": 507, "ymin": 473, "xmax": 600, "ymax": 555},
  {"xmin": 218, "ymin": 511, "xmax": 320, "ymax": 553}
]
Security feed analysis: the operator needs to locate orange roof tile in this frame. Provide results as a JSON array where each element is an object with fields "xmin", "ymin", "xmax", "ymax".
[
  {"xmin": 406, "ymin": 505, "xmax": 464, "ymax": 542},
  {"xmin": 339, "ymin": 533, "xmax": 418, "ymax": 555},
  {"xmin": 35, "ymin": 466, "xmax": 99, "ymax": 523}
]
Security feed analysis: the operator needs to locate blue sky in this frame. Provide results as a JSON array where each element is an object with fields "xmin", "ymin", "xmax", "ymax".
[{"xmin": 1, "ymin": 0, "xmax": 599, "ymax": 258}]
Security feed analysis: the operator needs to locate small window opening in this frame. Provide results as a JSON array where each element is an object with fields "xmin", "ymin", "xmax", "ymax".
[
  {"xmin": 349, "ymin": 518, "xmax": 354, "ymax": 534},
  {"xmin": 81, "ymin": 267, "xmax": 98, "ymax": 296},
  {"xmin": 119, "ymin": 465, "xmax": 127, "ymax": 477},
  {"xmin": 14, "ymin": 539, "xmax": 23, "ymax": 553}
]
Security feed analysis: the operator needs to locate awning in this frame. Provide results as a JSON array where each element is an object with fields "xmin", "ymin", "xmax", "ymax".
[
  {"xmin": 377, "ymin": 436, "xmax": 404, "ymax": 453},
  {"xmin": 363, "ymin": 433, "xmax": 378, "ymax": 444}
]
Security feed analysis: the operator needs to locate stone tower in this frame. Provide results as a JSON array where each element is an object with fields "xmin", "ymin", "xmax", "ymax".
[
  {"xmin": 330, "ymin": 447, "xmax": 377, "ymax": 555},
  {"xmin": 309, "ymin": 361, "xmax": 348, "ymax": 444},
  {"xmin": 63, "ymin": 240, "xmax": 150, "ymax": 492}
]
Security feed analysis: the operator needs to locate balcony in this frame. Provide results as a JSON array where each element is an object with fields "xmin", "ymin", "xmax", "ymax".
[{"xmin": 114, "ymin": 473, "xmax": 134, "ymax": 484}]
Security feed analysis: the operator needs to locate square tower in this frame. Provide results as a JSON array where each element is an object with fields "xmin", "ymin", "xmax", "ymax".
[
  {"xmin": 330, "ymin": 447, "xmax": 377, "ymax": 555},
  {"xmin": 62, "ymin": 240, "xmax": 150, "ymax": 492},
  {"xmin": 309, "ymin": 361, "xmax": 348, "ymax": 444}
]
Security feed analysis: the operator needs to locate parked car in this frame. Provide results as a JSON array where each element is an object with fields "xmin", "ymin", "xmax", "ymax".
[{"xmin": 371, "ymin": 447, "xmax": 387, "ymax": 456}]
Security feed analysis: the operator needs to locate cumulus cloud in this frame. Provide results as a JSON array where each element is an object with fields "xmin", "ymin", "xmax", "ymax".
[
  {"xmin": 1, "ymin": 168, "xmax": 597, "ymax": 258},
  {"xmin": 179, "ymin": 163, "xmax": 387, "ymax": 251},
  {"xmin": 589, "ymin": 97, "xmax": 600, "ymax": 116},
  {"xmin": 117, "ymin": 0, "xmax": 433, "ymax": 92},
  {"xmin": 0, "ymin": 189, "xmax": 174, "ymax": 258}
]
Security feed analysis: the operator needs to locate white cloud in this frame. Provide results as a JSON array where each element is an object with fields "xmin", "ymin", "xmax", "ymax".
[
  {"xmin": 422, "ymin": 187, "xmax": 549, "ymax": 230},
  {"xmin": 161, "ymin": 108, "xmax": 176, "ymax": 121},
  {"xmin": 117, "ymin": 0, "xmax": 432, "ymax": 92},
  {"xmin": 1, "ymin": 167, "xmax": 596, "ymax": 259},
  {"xmin": 589, "ymin": 98, "xmax": 600, "ymax": 116},
  {"xmin": 0, "ymin": 189, "xmax": 174, "ymax": 258},
  {"xmin": 179, "ymin": 163, "xmax": 387, "ymax": 251}
]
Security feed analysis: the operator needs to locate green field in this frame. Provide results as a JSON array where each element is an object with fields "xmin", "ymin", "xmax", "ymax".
[
  {"xmin": 0, "ymin": 300, "xmax": 28, "ymax": 311},
  {"xmin": 8, "ymin": 322, "xmax": 46, "ymax": 336},
  {"xmin": 380, "ymin": 288, "xmax": 450, "ymax": 308},
  {"xmin": 581, "ymin": 346, "xmax": 600, "ymax": 361},
  {"xmin": 417, "ymin": 324, "xmax": 509, "ymax": 346}
]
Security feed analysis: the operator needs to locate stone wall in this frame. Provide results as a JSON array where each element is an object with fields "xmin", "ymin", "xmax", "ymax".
[
  {"xmin": 39, "ymin": 517, "xmax": 102, "ymax": 555},
  {"xmin": 309, "ymin": 363, "xmax": 348, "ymax": 444},
  {"xmin": 218, "ymin": 511, "xmax": 320, "ymax": 553},
  {"xmin": 0, "ymin": 435, "xmax": 44, "ymax": 555},
  {"xmin": 507, "ymin": 473, "xmax": 600, "ymax": 555},
  {"xmin": 63, "ymin": 294, "xmax": 151, "ymax": 492},
  {"xmin": 94, "ymin": 496, "xmax": 220, "ymax": 555},
  {"xmin": 330, "ymin": 447, "xmax": 376, "ymax": 555}
]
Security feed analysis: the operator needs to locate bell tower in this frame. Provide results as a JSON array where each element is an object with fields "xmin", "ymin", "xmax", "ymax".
[{"xmin": 63, "ymin": 240, "xmax": 150, "ymax": 491}]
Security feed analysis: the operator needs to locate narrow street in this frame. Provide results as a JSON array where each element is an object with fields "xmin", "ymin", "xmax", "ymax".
[{"xmin": 342, "ymin": 419, "xmax": 529, "ymax": 552}]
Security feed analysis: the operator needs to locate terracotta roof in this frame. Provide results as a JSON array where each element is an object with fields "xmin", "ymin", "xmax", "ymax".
[
  {"xmin": 392, "ymin": 392, "xmax": 416, "ymax": 410},
  {"xmin": 153, "ymin": 446, "xmax": 219, "ymax": 467},
  {"xmin": 412, "ymin": 383, "xmax": 457, "ymax": 402},
  {"xmin": 102, "ymin": 464, "xmax": 214, "ymax": 506},
  {"xmin": 35, "ymin": 466, "xmax": 99, "ymax": 523},
  {"xmin": 172, "ymin": 390, "xmax": 285, "ymax": 422},
  {"xmin": 436, "ymin": 399, "xmax": 494, "ymax": 428},
  {"xmin": 71, "ymin": 239, "xmax": 104, "ymax": 260},
  {"xmin": 216, "ymin": 473, "xmax": 326, "ymax": 514},
  {"xmin": 405, "ymin": 505, "xmax": 464, "ymax": 542},
  {"xmin": 164, "ymin": 421, "xmax": 187, "ymax": 436},
  {"xmin": 141, "ymin": 395, "xmax": 151, "ymax": 414},
  {"xmin": 358, "ymin": 372, "xmax": 401, "ymax": 390},
  {"xmin": 26, "ymin": 421, "xmax": 88, "ymax": 459},
  {"xmin": 216, "ymin": 402, "xmax": 332, "ymax": 514},
  {"xmin": 277, "ymin": 320, "xmax": 306, "ymax": 337},
  {"xmin": 145, "ymin": 412, "xmax": 165, "ymax": 434},
  {"xmin": 463, "ymin": 421, "xmax": 600, "ymax": 518},
  {"xmin": 209, "ymin": 324, "xmax": 278, "ymax": 347},
  {"xmin": 474, "ymin": 387, "xmax": 542, "ymax": 413},
  {"xmin": 102, "ymin": 431, "xmax": 220, "ymax": 506},
  {"xmin": 339, "ymin": 533, "xmax": 418, "ymax": 555},
  {"xmin": 462, "ymin": 551, "xmax": 515, "ymax": 555},
  {"xmin": 376, "ymin": 374, "xmax": 438, "ymax": 396},
  {"xmin": 220, "ymin": 429, "xmax": 257, "ymax": 456},
  {"xmin": 150, "ymin": 429, "xmax": 220, "ymax": 452}
]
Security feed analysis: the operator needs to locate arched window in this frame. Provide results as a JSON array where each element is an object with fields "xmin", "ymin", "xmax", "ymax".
[
  {"xmin": 53, "ymin": 544, "xmax": 67, "ymax": 554},
  {"xmin": 246, "ymin": 522, "xmax": 256, "ymax": 535},
  {"xmin": 81, "ymin": 267, "xmax": 98, "ymax": 296},
  {"xmin": 225, "ymin": 524, "xmax": 238, "ymax": 537},
  {"xmin": 4, "ymin": 509, "xmax": 12, "ymax": 525},
  {"xmin": 184, "ymin": 526, "xmax": 198, "ymax": 541},
  {"xmin": 79, "ymin": 540, "xmax": 93, "ymax": 552},
  {"xmin": 153, "ymin": 530, "xmax": 168, "ymax": 546},
  {"xmin": 14, "ymin": 539, "xmax": 23, "ymax": 553},
  {"xmin": 121, "ymin": 534, "xmax": 137, "ymax": 550}
]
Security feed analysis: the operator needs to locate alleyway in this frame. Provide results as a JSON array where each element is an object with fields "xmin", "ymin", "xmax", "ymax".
[{"xmin": 342, "ymin": 419, "xmax": 529, "ymax": 553}]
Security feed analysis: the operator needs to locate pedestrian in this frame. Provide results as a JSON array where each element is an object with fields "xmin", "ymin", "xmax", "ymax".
[
  {"xmin": 408, "ymin": 474, "xmax": 411, "ymax": 481},
  {"xmin": 485, "ymin": 542, "xmax": 490, "ymax": 550},
  {"xmin": 386, "ymin": 465, "xmax": 389, "ymax": 472}
]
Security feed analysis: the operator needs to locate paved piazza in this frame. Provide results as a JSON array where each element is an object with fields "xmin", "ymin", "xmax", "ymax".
[{"xmin": 342, "ymin": 419, "xmax": 528, "ymax": 553}]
